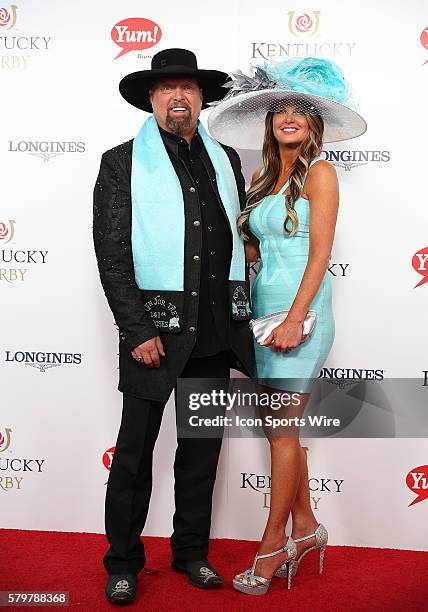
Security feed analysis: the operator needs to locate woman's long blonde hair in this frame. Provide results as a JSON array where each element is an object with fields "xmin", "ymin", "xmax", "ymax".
[{"xmin": 237, "ymin": 110, "xmax": 324, "ymax": 239}]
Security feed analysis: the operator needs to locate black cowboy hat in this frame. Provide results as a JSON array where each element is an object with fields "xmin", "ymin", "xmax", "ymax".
[{"xmin": 119, "ymin": 48, "xmax": 229, "ymax": 112}]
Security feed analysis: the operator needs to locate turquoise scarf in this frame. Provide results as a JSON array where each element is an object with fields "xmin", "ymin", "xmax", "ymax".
[{"xmin": 131, "ymin": 115, "xmax": 246, "ymax": 290}]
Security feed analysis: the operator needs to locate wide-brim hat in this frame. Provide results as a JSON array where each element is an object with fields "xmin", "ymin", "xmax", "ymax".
[
  {"xmin": 119, "ymin": 48, "xmax": 229, "ymax": 112},
  {"xmin": 208, "ymin": 57, "xmax": 367, "ymax": 148}
]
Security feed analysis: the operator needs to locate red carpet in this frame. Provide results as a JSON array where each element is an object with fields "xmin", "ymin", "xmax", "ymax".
[{"xmin": 1, "ymin": 530, "xmax": 427, "ymax": 611}]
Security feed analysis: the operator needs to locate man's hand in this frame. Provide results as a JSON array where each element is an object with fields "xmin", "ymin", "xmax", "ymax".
[{"xmin": 131, "ymin": 336, "xmax": 165, "ymax": 368}]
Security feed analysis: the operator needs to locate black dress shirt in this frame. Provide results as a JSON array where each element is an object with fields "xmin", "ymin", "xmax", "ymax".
[{"xmin": 159, "ymin": 126, "xmax": 233, "ymax": 358}]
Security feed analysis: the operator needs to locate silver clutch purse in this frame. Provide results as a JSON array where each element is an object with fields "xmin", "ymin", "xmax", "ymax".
[{"xmin": 249, "ymin": 310, "xmax": 317, "ymax": 345}]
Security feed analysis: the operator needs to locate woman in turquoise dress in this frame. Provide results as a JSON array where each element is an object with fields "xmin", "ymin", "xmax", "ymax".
[{"xmin": 208, "ymin": 57, "xmax": 366, "ymax": 595}]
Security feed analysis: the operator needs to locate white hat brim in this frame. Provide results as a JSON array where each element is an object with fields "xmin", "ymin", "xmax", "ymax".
[{"xmin": 208, "ymin": 89, "xmax": 367, "ymax": 149}]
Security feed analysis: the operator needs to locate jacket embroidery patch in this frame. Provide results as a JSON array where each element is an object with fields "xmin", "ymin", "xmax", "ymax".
[
  {"xmin": 231, "ymin": 283, "xmax": 252, "ymax": 320},
  {"xmin": 144, "ymin": 294, "xmax": 181, "ymax": 332}
]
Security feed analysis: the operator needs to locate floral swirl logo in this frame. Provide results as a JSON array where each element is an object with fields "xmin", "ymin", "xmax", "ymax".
[
  {"xmin": 288, "ymin": 11, "xmax": 320, "ymax": 37},
  {"xmin": 0, "ymin": 219, "xmax": 16, "ymax": 244},
  {"xmin": 0, "ymin": 428, "xmax": 12, "ymax": 452},
  {"xmin": 0, "ymin": 4, "xmax": 18, "ymax": 30}
]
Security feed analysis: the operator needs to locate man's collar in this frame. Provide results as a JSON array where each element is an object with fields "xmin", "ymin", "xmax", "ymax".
[{"xmin": 158, "ymin": 123, "xmax": 201, "ymax": 156}]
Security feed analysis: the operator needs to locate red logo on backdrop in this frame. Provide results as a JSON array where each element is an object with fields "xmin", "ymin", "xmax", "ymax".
[
  {"xmin": 102, "ymin": 446, "xmax": 115, "ymax": 470},
  {"xmin": 0, "ymin": 219, "xmax": 16, "ymax": 244},
  {"xmin": 111, "ymin": 17, "xmax": 162, "ymax": 60},
  {"xmin": 420, "ymin": 27, "xmax": 428, "ymax": 65},
  {"xmin": 0, "ymin": 5, "xmax": 18, "ymax": 30},
  {"xmin": 288, "ymin": 11, "xmax": 320, "ymax": 37},
  {"xmin": 0, "ymin": 427, "xmax": 12, "ymax": 452},
  {"xmin": 412, "ymin": 247, "xmax": 428, "ymax": 288},
  {"xmin": 406, "ymin": 465, "xmax": 428, "ymax": 506}
]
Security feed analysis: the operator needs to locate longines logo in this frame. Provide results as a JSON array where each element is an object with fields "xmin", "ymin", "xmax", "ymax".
[
  {"xmin": 406, "ymin": 465, "xmax": 428, "ymax": 506},
  {"xmin": 412, "ymin": 247, "xmax": 428, "ymax": 288},
  {"xmin": 3, "ymin": 351, "xmax": 82, "ymax": 373},
  {"xmin": 111, "ymin": 17, "xmax": 162, "ymax": 60},
  {"xmin": 0, "ymin": 3, "xmax": 53, "ymax": 70},
  {"xmin": 322, "ymin": 150, "xmax": 391, "ymax": 172},
  {"xmin": 241, "ymin": 467, "xmax": 343, "ymax": 509},
  {"xmin": 8, "ymin": 140, "xmax": 86, "ymax": 162},
  {"xmin": 319, "ymin": 368, "xmax": 385, "ymax": 388},
  {"xmin": 0, "ymin": 427, "xmax": 46, "ymax": 492},
  {"xmin": 0, "ymin": 219, "xmax": 49, "ymax": 283},
  {"xmin": 251, "ymin": 10, "xmax": 356, "ymax": 60}
]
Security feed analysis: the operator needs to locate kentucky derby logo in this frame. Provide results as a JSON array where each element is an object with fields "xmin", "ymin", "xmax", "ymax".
[
  {"xmin": 0, "ymin": 4, "xmax": 17, "ymax": 30},
  {"xmin": 0, "ymin": 219, "xmax": 15, "ymax": 244},
  {"xmin": 407, "ymin": 465, "xmax": 428, "ymax": 506},
  {"xmin": 420, "ymin": 27, "xmax": 428, "ymax": 65},
  {"xmin": 0, "ymin": 428, "xmax": 12, "ymax": 452},
  {"xmin": 288, "ymin": 11, "xmax": 320, "ymax": 37},
  {"xmin": 111, "ymin": 17, "xmax": 162, "ymax": 59},
  {"xmin": 412, "ymin": 247, "xmax": 428, "ymax": 288}
]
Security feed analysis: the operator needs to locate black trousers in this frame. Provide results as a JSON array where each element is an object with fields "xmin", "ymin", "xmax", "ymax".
[{"xmin": 103, "ymin": 351, "xmax": 230, "ymax": 575}]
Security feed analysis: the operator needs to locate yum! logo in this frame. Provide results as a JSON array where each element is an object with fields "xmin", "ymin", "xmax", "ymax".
[
  {"xmin": 102, "ymin": 446, "xmax": 115, "ymax": 485},
  {"xmin": 111, "ymin": 17, "xmax": 162, "ymax": 59},
  {"xmin": 412, "ymin": 247, "xmax": 428, "ymax": 288},
  {"xmin": 102, "ymin": 446, "xmax": 115, "ymax": 471},
  {"xmin": 406, "ymin": 466, "xmax": 428, "ymax": 506},
  {"xmin": 420, "ymin": 26, "xmax": 428, "ymax": 65}
]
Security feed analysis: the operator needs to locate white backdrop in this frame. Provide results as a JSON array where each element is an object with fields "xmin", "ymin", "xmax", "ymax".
[{"xmin": 1, "ymin": 0, "xmax": 428, "ymax": 551}]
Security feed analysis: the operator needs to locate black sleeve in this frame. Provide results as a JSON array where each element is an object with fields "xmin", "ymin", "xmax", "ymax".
[
  {"xmin": 222, "ymin": 145, "xmax": 247, "ymax": 211},
  {"xmin": 93, "ymin": 149, "xmax": 158, "ymax": 350}
]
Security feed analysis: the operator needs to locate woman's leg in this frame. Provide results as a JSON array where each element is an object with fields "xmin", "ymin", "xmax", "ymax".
[
  {"xmin": 290, "ymin": 446, "xmax": 320, "ymax": 556},
  {"xmin": 236, "ymin": 390, "xmax": 311, "ymax": 580},
  {"xmin": 251, "ymin": 436, "xmax": 302, "ymax": 578}
]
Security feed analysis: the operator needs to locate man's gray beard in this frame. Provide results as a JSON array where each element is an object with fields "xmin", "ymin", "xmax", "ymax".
[{"xmin": 166, "ymin": 111, "xmax": 193, "ymax": 136}]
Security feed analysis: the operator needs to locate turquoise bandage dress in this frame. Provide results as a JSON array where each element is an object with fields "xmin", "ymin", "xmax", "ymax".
[{"xmin": 248, "ymin": 158, "xmax": 335, "ymax": 392}]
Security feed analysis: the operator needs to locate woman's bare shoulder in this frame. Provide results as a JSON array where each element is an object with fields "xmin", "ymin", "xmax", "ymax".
[{"xmin": 308, "ymin": 159, "xmax": 337, "ymax": 178}]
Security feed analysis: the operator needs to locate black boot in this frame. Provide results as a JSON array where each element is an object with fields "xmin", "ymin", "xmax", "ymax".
[
  {"xmin": 105, "ymin": 574, "xmax": 137, "ymax": 605},
  {"xmin": 171, "ymin": 560, "xmax": 223, "ymax": 589}
]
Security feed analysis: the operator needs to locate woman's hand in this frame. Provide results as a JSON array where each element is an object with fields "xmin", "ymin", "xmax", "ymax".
[
  {"xmin": 261, "ymin": 320, "xmax": 303, "ymax": 352},
  {"xmin": 245, "ymin": 239, "xmax": 260, "ymax": 262}
]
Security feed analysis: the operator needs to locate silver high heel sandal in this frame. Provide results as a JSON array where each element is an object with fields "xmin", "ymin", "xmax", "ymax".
[
  {"xmin": 233, "ymin": 540, "xmax": 297, "ymax": 595},
  {"xmin": 275, "ymin": 523, "xmax": 328, "ymax": 579}
]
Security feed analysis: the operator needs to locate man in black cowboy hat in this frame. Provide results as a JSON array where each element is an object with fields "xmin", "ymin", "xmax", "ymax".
[{"xmin": 93, "ymin": 48, "xmax": 254, "ymax": 604}]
